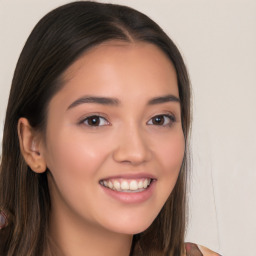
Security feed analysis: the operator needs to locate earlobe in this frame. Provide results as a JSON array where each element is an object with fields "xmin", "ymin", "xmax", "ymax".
[{"xmin": 17, "ymin": 118, "xmax": 47, "ymax": 173}]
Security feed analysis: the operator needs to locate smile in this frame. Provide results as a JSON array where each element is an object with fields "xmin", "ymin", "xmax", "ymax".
[{"xmin": 99, "ymin": 178, "xmax": 153, "ymax": 193}]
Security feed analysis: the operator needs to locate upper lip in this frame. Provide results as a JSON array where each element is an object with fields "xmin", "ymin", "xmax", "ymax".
[{"xmin": 100, "ymin": 173, "xmax": 157, "ymax": 181}]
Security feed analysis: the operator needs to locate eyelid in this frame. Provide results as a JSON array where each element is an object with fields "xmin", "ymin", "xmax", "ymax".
[
  {"xmin": 147, "ymin": 113, "xmax": 176, "ymax": 126},
  {"xmin": 77, "ymin": 112, "xmax": 176, "ymax": 127},
  {"xmin": 79, "ymin": 114, "xmax": 110, "ymax": 127}
]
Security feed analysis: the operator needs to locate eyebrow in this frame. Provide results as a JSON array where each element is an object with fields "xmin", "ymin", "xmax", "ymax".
[
  {"xmin": 67, "ymin": 96, "xmax": 120, "ymax": 110},
  {"xmin": 67, "ymin": 94, "xmax": 180, "ymax": 110},
  {"xmin": 148, "ymin": 94, "xmax": 180, "ymax": 105}
]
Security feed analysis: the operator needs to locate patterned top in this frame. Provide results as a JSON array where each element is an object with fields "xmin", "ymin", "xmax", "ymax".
[{"xmin": 185, "ymin": 243, "xmax": 222, "ymax": 256}]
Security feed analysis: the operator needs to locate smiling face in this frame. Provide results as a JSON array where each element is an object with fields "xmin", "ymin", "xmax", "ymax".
[{"xmin": 41, "ymin": 41, "xmax": 185, "ymax": 236}]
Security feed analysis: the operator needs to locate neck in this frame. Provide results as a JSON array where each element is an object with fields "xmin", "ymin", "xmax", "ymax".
[{"xmin": 48, "ymin": 206, "xmax": 133, "ymax": 256}]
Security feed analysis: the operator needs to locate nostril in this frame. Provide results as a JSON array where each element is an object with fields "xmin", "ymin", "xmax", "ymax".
[{"xmin": 112, "ymin": 142, "xmax": 152, "ymax": 165}]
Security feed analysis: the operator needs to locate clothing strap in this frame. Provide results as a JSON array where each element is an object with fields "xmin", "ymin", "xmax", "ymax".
[{"xmin": 185, "ymin": 242, "xmax": 203, "ymax": 256}]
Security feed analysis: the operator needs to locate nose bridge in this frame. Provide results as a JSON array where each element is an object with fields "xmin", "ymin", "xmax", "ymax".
[{"xmin": 113, "ymin": 121, "xmax": 151, "ymax": 165}]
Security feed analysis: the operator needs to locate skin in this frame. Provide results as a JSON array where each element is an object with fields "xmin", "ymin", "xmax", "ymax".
[
  {"xmin": 18, "ymin": 42, "xmax": 185, "ymax": 256},
  {"xmin": 198, "ymin": 245, "xmax": 221, "ymax": 256}
]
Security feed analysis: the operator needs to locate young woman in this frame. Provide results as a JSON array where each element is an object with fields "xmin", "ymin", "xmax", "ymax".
[{"xmin": 0, "ymin": 1, "xmax": 221, "ymax": 255}]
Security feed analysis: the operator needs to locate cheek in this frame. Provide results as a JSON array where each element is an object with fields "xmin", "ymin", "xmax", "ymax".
[
  {"xmin": 152, "ymin": 130, "xmax": 185, "ymax": 197},
  {"xmin": 44, "ymin": 128, "xmax": 111, "ymax": 183},
  {"xmin": 156, "ymin": 131, "xmax": 185, "ymax": 172},
  {"xmin": 43, "ymin": 128, "xmax": 114, "ymax": 220}
]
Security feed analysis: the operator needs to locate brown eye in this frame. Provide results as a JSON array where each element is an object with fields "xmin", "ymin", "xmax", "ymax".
[
  {"xmin": 147, "ymin": 114, "xmax": 175, "ymax": 126},
  {"xmin": 83, "ymin": 116, "xmax": 109, "ymax": 126},
  {"xmin": 152, "ymin": 116, "xmax": 164, "ymax": 125}
]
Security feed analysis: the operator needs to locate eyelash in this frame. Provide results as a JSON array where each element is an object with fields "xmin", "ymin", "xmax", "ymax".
[
  {"xmin": 80, "ymin": 115, "xmax": 110, "ymax": 127},
  {"xmin": 147, "ymin": 114, "xmax": 176, "ymax": 127},
  {"xmin": 79, "ymin": 114, "xmax": 176, "ymax": 127}
]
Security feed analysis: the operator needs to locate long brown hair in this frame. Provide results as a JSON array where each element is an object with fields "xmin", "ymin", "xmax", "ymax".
[{"xmin": 0, "ymin": 1, "xmax": 191, "ymax": 255}]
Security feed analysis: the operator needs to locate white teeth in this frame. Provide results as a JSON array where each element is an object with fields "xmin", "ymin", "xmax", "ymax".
[
  {"xmin": 113, "ymin": 181, "xmax": 121, "ymax": 191},
  {"xmin": 129, "ymin": 180, "xmax": 138, "ymax": 190},
  {"xmin": 138, "ymin": 180, "xmax": 143, "ymax": 189},
  {"xmin": 101, "ymin": 178, "xmax": 152, "ymax": 192},
  {"xmin": 121, "ymin": 181, "xmax": 129, "ymax": 190},
  {"xmin": 108, "ymin": 181, "xmax": 113, "ymax": 189},
  {"xmin": 143, "ymin": 179, "xmax": 148, "ymax": 188}
]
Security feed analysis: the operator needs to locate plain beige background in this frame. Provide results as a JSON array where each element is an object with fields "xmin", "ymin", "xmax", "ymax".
[{"xmin": 1, "ymin": 1, "xmax": 256, "ymax": 255}]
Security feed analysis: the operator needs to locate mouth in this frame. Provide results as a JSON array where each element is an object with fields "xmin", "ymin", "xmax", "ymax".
[{"xmin": 99, "ymin": 178, "xmax": 154, "ymax": 193}]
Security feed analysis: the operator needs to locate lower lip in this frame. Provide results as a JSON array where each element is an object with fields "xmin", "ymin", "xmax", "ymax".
[{"xmin": 100, "ymin": 181, "xmax": 156, "ymax": 204}]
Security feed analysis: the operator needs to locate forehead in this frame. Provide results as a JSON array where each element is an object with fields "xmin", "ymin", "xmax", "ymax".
[
  {"xmin": 51, "ymin": 41, "xmax": 179, "ymax": 110},
  {"xmin": 62, "ymin": 41, "xmax": 178, "ymax": 91}
]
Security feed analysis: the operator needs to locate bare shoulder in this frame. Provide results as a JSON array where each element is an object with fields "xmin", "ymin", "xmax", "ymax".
[{"xmin": 198, "ymin": 245, "xmax": 221, "ymax": 256}]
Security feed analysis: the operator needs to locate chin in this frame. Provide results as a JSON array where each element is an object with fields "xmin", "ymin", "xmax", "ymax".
[{"xmin": 101, "ymin": 213, "xmax": 156, "ymax": 235}]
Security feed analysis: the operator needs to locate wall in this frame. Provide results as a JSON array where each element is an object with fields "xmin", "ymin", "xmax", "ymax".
[{"xmin": 1, "ymin": 1, "xmax": 256, "ymax": 255}]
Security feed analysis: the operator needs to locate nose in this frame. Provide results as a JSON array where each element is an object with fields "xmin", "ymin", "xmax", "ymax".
[{"xmin": 112, "ymin": 124, "xmax": 152, "ymax": 166}]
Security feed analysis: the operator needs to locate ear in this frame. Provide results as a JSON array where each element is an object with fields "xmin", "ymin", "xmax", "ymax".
[{"xmin": 17, "ymin": 118, "xmax": 47, "ymax": 173}]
